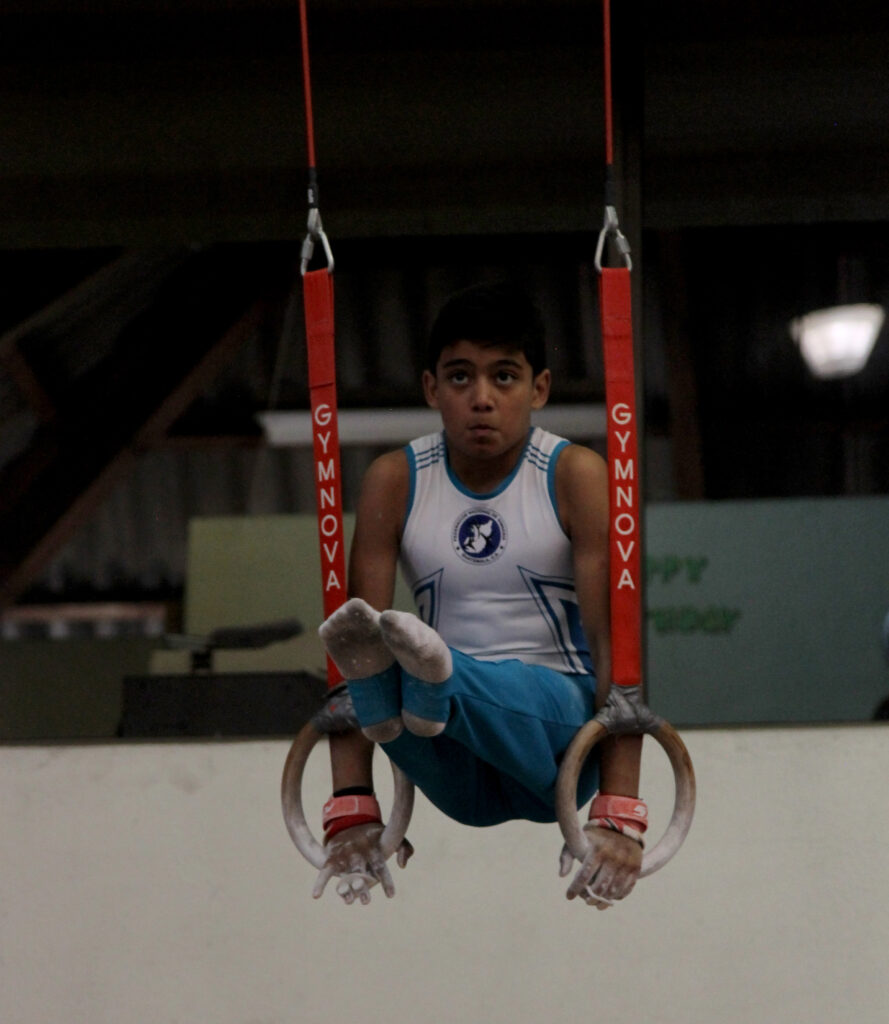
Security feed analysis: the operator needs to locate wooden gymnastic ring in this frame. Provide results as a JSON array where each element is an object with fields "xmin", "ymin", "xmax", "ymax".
[
  {"xmin": 281, "ymin": 722, "xmax": 415, "ymax": 869},
  {"xmin": 555, "ymin": 717, "xmax": 695, "ymax": 878}
]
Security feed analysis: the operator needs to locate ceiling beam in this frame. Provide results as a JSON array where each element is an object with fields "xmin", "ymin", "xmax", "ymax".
[{"xmin": 0, "ymin": 248, "xmax": 278, "ymax": 607}]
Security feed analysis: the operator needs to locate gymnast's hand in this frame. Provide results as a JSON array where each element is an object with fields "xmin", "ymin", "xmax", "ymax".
[
  {"xmin": 558, "ymin": 825, "xmax": 642, "ymax": 910},
  {"xmin": 313, "ymin": 823, "xmax": 414, "ymax": 906}
]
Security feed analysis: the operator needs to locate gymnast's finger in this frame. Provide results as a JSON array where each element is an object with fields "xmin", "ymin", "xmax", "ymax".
[
  {"xmin": 558, "ymin": 843, "xmax": 575, "ymax": 878},
  {"xmin": 312, "ymin": 864, "xmax": 335, "ymax": 900},
  {"xmin": 397, "ymin": 839, "xmax": 415, "ymax": 868},
  {"xmin": 566, "ymin": 854, "xmax": 600, "ymax": 900},
  {"xmin": 375, "ymin": 861, "xmax": 397, "ymax": 898}
]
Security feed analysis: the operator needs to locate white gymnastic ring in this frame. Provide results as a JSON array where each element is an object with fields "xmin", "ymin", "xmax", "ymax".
[
  {"xmin": 281, "ymin": 722, "xmax": 415, "ymax": 869},
  {"xmin": 555, "ymin": 718, "xmax": 696, "ymax": 878}
]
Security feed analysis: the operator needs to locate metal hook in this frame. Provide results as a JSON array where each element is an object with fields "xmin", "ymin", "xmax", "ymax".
[
  {"xmin": 300, "ymin": 207, "xmax": 335, "ymax": 275},
  {"xmin": 594, "ymin": 205, "xmax": 632, "ymax": 273}
]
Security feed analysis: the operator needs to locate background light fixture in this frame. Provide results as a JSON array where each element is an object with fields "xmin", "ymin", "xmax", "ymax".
[{"xmin": 790, "ymin": 303, "xmax": 885, "ymax": 379}]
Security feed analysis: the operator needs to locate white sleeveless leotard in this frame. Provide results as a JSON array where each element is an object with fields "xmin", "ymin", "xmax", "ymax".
[{"xmin": 399, "ymin": 426, "xmax": 593, "ymax": 676}]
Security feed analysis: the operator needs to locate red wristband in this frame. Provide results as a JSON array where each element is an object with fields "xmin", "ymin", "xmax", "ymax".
[
  {"xmin": 589, "ymin": 792, "xmax": 648, "ymax": 832},
  {"xmin": 322, "ymin": 794, "xmax": 382, "ymax": 841}
]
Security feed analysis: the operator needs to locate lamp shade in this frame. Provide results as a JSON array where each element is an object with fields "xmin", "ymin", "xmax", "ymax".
[{"xmin": 790, "ymin": 303, "xmax": 884, "ymax": 379}]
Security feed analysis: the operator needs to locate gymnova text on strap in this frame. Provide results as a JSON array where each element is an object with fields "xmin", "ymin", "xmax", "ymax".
[
  {"xmin": 313, "ymin": 401, "xmax": 344, "ymax": 596},
  {"xmin": 611, "ymin": 400, "xmax": 636, "ymax": 592}
]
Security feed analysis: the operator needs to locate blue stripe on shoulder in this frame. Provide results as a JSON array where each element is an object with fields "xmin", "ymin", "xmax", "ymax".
[
  {"xmin": 404, "ymin": 443, "xmax": 417, "ymax": 522},
  {"xmin": 526, "ymin": 443, "xmax": 550, "ymax": 471},
  {"xmin": 548, "ymin": 439, "xmax": 570, "ymax": 534},
  {"xmin": 415, "ymin": 449, "xmax": 441, "ymax": 469}
]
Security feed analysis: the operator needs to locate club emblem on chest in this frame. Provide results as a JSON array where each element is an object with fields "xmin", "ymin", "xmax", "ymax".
[{"xmin": 452, "ymin": 507, "xmax": 507, "ymax": 564}]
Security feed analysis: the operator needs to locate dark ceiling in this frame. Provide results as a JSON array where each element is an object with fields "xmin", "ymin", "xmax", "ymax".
[{"xmin": 1, "ymin": 0, "xmax": 888, "ymax": 607}]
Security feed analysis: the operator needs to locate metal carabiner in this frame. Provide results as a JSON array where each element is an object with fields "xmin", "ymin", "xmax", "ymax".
[
  {"xmin": 594, "ymin": 205, "xmax": 632, "ymax": 273},
  {"xmin": 300, "ymin": 206, "xmax": 335, "ymax": 276}
]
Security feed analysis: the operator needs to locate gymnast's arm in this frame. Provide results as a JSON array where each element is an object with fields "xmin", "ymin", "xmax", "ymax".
[
  {"xmin": 328, "ymin": 449, "xmax": 410, "ymax": 791},
  {"xmin": 556, "ymin": 442, "xmax": 642, "ymax": 796},
  {"xmin": 310, "ymin": 452, "xmax": 413, "ymax": 904},
  {"xmin": 556, "ymin": 443, "xmax": 642, "ymax": 907}
]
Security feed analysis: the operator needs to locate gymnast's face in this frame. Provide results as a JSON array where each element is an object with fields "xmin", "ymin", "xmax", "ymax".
[{"xmin": 422, "ymin": 339, "xmax": 550, "ymax": 469}]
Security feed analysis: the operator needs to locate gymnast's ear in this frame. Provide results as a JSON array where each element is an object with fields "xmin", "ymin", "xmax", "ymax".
[
  {"xmin": 422, "ymin": 369, "xmax": 439, "ymax": 408},
  {"xmin": 531, "ymin": 367, "xmax": 551, "ymax": 409}
]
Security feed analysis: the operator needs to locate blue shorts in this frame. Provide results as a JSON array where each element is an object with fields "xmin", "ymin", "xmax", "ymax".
[{"xmin": 347, "ymin": 648, "xmax": 600, "ymax": 827}]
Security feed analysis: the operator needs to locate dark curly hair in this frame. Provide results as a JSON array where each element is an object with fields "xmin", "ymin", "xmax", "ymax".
[{"xmin": 427, "ymin": 280, "xmax": 547, "ymax": 376}]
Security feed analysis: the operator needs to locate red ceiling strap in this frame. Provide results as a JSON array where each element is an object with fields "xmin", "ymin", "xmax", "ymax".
[
  {"xmin": 298, "ymin": 0, "xmax": 318, "ymax": 175},
  {"xmin": 299, "ymin": 0, "xmax": 344, "ymax": 687},
  {"xmin": 602, "ymin": 0, "xmax": 615, "ymax": 169}
]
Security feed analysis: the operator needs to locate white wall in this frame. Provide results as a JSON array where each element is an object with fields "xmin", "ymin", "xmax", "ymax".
[{"xmin": 2, "ymin": 727, "xmax": 888, "ymax": 1024}]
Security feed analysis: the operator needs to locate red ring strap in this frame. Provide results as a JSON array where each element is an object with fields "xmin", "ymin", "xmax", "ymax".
[
  {"xmin": 304, "ymin": 269, "xmax": 347, "ymax": 687},
  {"xmin": 600, "ymin": 267, "xmax": 641, "ymax": 687}
]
